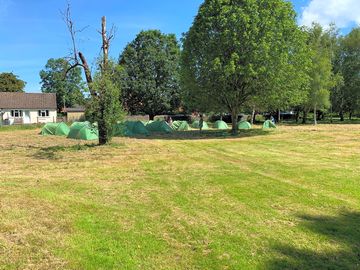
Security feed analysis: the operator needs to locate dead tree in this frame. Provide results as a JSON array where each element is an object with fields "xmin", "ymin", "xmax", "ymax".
[{"xmin": 63, "ymin": 4, "xmax": 115, "ymax": 145}]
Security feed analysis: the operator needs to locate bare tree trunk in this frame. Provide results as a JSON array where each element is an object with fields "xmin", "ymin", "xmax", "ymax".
[
  {"xmin": 101, "ymin": 16, "xmax": 109, "ymax": 70},
  {"xmin": 149, "ymin": 114, "xmax": 155, "ymax": 121},
  {"xmin": 302, "ymin": 110, "xmax": 307, "ymax": 124},
  {"xmin": 295, "ymin": 109, "xmax": 300, "ymax": 123},
  {"xmin": 349, "ymin": 112, "xmax": 353, "ymax": 121},
  {"xmin": 277, "ymin": 109, "xmax": 281, "ymax": 123},
  {"xmin": 97, "ymin": 16, "xmax": 111, "ymax": 145},
  {"xmin": 339, "ymin": 111, "xmax": 344, "ymax": 122},
  {"xmin": 251, "ymin": 108, "xmax": 255, "ymax": 125},
  {"xmin": 314, "ymin": 105, "xmax": 317, "ymax": 125},
  {"xmin": 231, "ymin": 110, "xmax": 238, "ymax": 135}
]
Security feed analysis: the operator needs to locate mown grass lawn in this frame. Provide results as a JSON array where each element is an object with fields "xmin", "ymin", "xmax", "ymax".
[{"xmin": 0, "ymin": 125, "xmax": 359, "ymax": 270}]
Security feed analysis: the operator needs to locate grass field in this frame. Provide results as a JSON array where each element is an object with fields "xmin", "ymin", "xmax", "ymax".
[{"xmin": 0, "ymin": 125, "xmax": 359, "ymax": 269}]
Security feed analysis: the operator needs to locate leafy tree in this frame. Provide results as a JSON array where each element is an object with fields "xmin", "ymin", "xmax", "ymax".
[
  {"xmin": 118, "ymin": 30, "xmax": 181, "ymax": 120},
  {"xmin": 40, "ymin": 58, "xmax": 85, "ymax": 111},
  {"xmin": 63, "ymin": 4, "xmax": 124, "ymax": 145},
  {"xmin": 332, "ymin": 27, "xmax": 360, "ymax": 120},
  {"xmin": 0, "ymin": 72, "xmax": 26, "ymax": 92},
  {"xmin": 302, "ymin": 24, "xmax": 336, "ymax": 125},
  {"xmin": 86, "ymin": 61, "xmax": 123, "ymax": 144},
  {"xmin": 181, "ymin": 0, "xmax": 310, "ymax": 133}
]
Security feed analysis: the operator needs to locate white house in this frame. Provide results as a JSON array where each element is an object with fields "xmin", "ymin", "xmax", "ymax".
[{"xmin": 0, "ymin": 92, "xmax": 57, "ymax": 125}]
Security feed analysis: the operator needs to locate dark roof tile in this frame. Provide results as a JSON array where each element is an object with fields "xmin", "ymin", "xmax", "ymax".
[{"xmin": 0, "ymin": 92, "xmax": 57, "ymax": 109}]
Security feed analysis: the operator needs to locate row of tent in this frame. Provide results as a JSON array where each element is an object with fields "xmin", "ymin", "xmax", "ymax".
[{"xmin": 41, "ymin": 120, "xmax": 276, "ymax": 140}]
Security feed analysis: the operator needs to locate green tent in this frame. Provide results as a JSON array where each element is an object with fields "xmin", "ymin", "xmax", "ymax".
[
  {"xmin": 172, "ymin": 121, "xmax": 190, "ymax": 131},
  {"xmin": 214, "ymin": 120, "xmax": 229, "ymax": 130},
  {"xmin": 67, "ymin": 122, "xmax": 99, "ymax": 140},
  {"xmin": 238, "ymin": 121, "xmax": 252, "ymax": 130},
  {"xmin": 191, "ymin": 120, "xmax": 209, "ymax": 130},
  {"xmin": 145, "ymin": 120, "xmax": 173, "ymax": 133},
  {"xmin": 41, "ymin": 122, "xmax": 70, "ymax": 136},
  {"xmin": 263, "ymin": 120, "xmax": 277, "ymax": 129},
  {"xmin": 113, "ymin": 121, "xmax": 149, "ymax": 137}
]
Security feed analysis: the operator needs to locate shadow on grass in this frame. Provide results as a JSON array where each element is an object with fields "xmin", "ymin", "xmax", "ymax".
[
  {"xmin": 132, "ymin": 129, "xmax": 272, "ymax": 141},
  {"xmin": 31, "ymin": 144, "xmax": 98, "ymax": 160},
  {"xmin": 267, "ymin": 211, "xmax": 360, "ymax": 269},
  {"xmin": 280, "ymin": 119, "xmax": 360, "ymax": 126}
]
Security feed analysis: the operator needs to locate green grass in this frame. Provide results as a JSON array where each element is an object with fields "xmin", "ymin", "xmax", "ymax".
[
  {"xmin": 0, "ymin": 123, "xmax": 43, "ymax": 132},
  {"xmin": 0, "ymin": 125, "xmax": 359, "ymax": 269}
]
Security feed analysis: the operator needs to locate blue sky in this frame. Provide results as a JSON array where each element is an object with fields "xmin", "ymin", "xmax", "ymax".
[{"xmin": 0, "ymin": 0, "xmax": 359, "ymax": 93}]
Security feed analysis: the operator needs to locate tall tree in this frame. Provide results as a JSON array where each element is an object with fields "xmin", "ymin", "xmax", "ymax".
[
  {"xmin": 303, "ymin": 23, "xmax": 335, "ymax": 125},
  {"xmin": 63, "ymin": 6, "xmax": 123, "ymax": 145},
  {"xmin": 181, "ymin": 0, "xmax": 310, "ymax": 133},
  {"xmin": 332, "ymin": 27, "xmax": 360, "ymax": 120},
  {"xmin": 118, "ymin": 30, "xmax": 181, "ymax": 120},
  {"xmin": 0, "ymin": 72, "xmax": 26, "ymax": 92},
  {"xmin": 40, "ymin": 58, "xmax": 85, "ymax": 111}
]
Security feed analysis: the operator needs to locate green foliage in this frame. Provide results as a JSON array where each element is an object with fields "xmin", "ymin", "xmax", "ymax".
[
  {"xmin": 40, "ymin": 58, "xmax": 86, "ymax": 111},
  {"xmin": 86, "ymin": 65, "xmax": 124, "ymax": 144},
  {"xmin": 307, "ymin": 24, "xmax": 335, "ymax": 110},
  {"xmin": 181, "ymin": 0, "xmax": 309, "ymax": 132},
  {"xmin": 118, "ymin": 30, "xmax": 181, "ymax": 119},
  {"xmin": 332, "ymin": 27, "xmax": 360, "ymax": 118},
  {"xmin": 0, "ymin": 72, "xmax": 26, "ymax": 92}
]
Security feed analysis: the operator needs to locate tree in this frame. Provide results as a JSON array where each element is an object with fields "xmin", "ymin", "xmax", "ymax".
[
  {"xmin": 302, "ymin": 24, "xmax": 335, "ymax": 125},
  {"xmin": 181, "ymin": 0, "xmax": 310, "ymax": 133},
  {"xmin": 63, "ymin": 6, "xmax": 123, "ymax": 145},
  {"xmin": 332, "ymin": 27, "xmax": 360, "ymax": 120},
  {"xmin": 118, "ymin": 30, "xmax": 181, "ymax": 120},
  {"xmin": 0, "ymin": 72, "xmax": 26, "ymax": 92},
  {"xmin": 40, "ymin": 58, "xmax": 85, "ymax": 111}
]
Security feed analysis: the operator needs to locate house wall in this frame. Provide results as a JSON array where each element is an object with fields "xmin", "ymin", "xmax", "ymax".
[
  {"xmin": 1, "ymin": 109, "xmax": 57, "ymax": 125},
  {"xmin": 66, "ymin": 112, "xmax": 85, "ymax": 122}
]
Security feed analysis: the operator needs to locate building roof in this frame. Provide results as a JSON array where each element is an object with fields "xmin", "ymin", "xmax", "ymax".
[
  {"xmin": 0, "ymin": 92, "xmax": 57, "ymax": 110},
  {"xmin": 63, "ymin": 106, "xmax": 86, "ymax": 113}
]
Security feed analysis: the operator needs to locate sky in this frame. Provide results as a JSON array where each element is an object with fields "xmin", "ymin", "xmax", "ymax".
[{"xmin": 0, "ymin": 0, "xmax": 359, "ymax": 93}]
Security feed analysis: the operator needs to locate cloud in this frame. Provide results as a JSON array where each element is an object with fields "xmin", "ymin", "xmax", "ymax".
[
  {"xmin": 299, "ymin": 0, "xmax": 360, "ymax": 28},
  {"xmin": 0, "ymin": 0, "xmax": 12, "ymax": 17}
]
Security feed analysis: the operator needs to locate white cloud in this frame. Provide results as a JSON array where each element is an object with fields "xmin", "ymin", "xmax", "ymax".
[{"xmin": 300, "ymin": 0, "xmax": 360, "ymax": 28}]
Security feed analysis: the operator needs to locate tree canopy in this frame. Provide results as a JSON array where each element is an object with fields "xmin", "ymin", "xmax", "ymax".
[
  {"xmin": 118, "ymin": 30, "xmax": 181, "ymax": 119},
  {"xmin": 332, "ymin": 27, "xmax": 360, "ymax": 120},
  {"xmin": 0, "ymin": 72, "xmax": 26, "ymax": 92},
  {"xmin": 181, "ymin": 0, "xmax": 310, "ymax": 132},
  {"xmin": 40, "ymin": 58, "xmax": 85, "ymax": 111}
]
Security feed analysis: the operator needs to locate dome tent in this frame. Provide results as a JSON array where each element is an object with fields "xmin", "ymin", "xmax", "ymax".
[
  {"xmin": 191, "ymin": 120, "xmax": 209, "ymax": 130},
  {"xmin": 238, "ymin": 121, "xmax": 252, "ymax": 130},
  {"xmin": 113, "ymin": 121, "xmax": 149, "ymax": 137},
  {"xmin": 41, "ymin": 122, "xmax": 70, "ymax": 136},
  {"xmin": 67, "ymin": 122, "xmax": 99, "ymax": 140},
  {"xmin": 145, "ymin": 120, "xmax": 173, "ymax": 133},
  {"xmin": 172, "ymin": 121, "xmax": 190, "ymax": 131},
  {"xmin": 263, "ymin": 120, "xmax": 276, "ymax": 129},
  {"xmin": 214, "ymin": 120, "xmax": 229, "ymax": 130}
]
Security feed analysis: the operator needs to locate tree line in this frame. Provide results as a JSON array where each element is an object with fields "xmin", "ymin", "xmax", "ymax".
[{"xmin": 1, "ymin": 0, "xmax": 359, "ymax": 141}]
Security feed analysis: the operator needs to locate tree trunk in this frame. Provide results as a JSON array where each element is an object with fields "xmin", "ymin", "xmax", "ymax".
[
  {"xmin": 302, "ymin": 111, "xmax": 307, "ymax": 124},
  {"xmin": 231, "ymin": 110, "xmax": 238, "ymax": 135},
  {"xmin": 149, "ymin": 114, "xmax": 155, "ymax": 121},
  {"xmin": 277, "ymin": 109, "xmax": 281, "ymax": 123},
  {"xmin": 251, "ymin": 108, "xmax": 255, "ymax": 125},
  {"xmin": 314, "ymin": 105, "xmax": 317, "ymax": 125},
  {"xmin": 97, "ymin": 16, "xmax": 111, "ymax": 145},
  {"xmin": 98, "ymin": 119, "xmax": 108, "ymax": 145},
  {"xmin": 349, "ymin": 112, "xmax": 353, "ymax": 120},
  {"xmin": 339, "ymin": 111, "xmax": 344, "ymax": 122},
  {"xmin": 295, "ymin": 109, "xmax": 300, "ymax": 123}
]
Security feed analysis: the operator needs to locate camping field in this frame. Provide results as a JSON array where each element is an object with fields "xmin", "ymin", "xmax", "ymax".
[{"xmin": 0, "ymin": 124, "xmax": 360, "ymax": 270}]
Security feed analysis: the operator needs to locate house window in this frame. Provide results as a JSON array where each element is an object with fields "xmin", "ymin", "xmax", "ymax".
[
  {"xmin": 38, "ymin": 110, "xmax": 49, "ymax": 117},
  {"xmin": 11, "ymin": 110, "xmax": 23, "ymax": 118}
]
